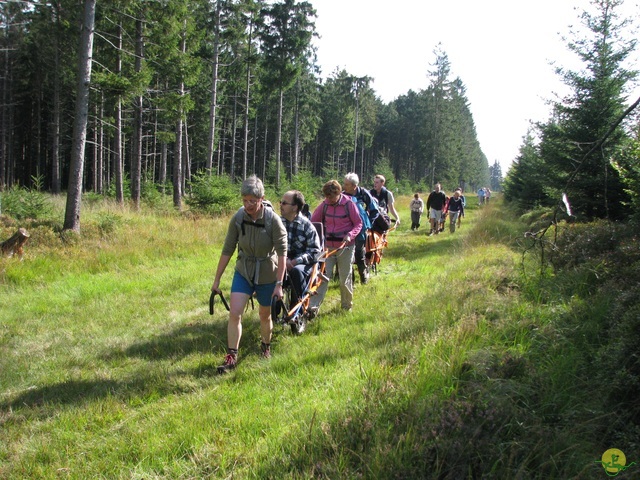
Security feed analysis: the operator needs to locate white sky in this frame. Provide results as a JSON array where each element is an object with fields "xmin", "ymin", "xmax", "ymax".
[{"xmin": 310, "ymin": 0, "xmax": 640, "ymax": 174}]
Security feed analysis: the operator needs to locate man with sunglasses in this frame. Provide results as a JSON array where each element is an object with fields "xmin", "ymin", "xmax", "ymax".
[{"xmin": 279, "ymin": 190, "xmax": 321, "ymax": 309}]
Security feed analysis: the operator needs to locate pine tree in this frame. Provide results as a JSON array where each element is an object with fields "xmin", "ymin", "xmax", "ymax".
[
  {"xmin": 258, "ymin": 0, "xmax": 315, "ymax": 187},
  {"xmin": 489, "ymin": 160, "xmax": 502, "ymax": 192},
  {"xmin": 540, "ymin": 0, "xmax": 637, "ymax": 220},
  {"xmin": 503, "ymin": 131, "xmax": 551, "ymax": 210}
]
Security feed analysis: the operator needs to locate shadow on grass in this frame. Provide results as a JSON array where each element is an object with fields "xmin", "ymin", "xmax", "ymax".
[
  {"xmin": 0, "ymin": 319, "xmax": 245, "ymax": 413},
  {"xmin": 0, "ymin": 379, "xmax": 122, "ymax": 411},
  {"xmin": 105, "ymin": 319, "xmax": 228, "ymax": 361}
]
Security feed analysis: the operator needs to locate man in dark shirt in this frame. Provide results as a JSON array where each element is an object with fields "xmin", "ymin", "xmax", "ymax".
[
  {"xmin": 370, "ymin": 174, "xmax": 400, "ymax": 226},
  {"xmin": 426, "ymin": 183, "xmax": 447, "ymax": 235}
]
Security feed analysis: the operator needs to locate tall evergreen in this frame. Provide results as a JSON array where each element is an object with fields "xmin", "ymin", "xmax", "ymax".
[
  {"xmin": 540, "ymin": 0, "xmax": 637, "ymax": 220},
  {"xmin": 1, "ymin": 0, "xmax": 493, "ymax": 213},
  {"xmin": 489, "ymin": 160, "xmax": 503, "ymax": 192},
  {"xmin": 258, "ymin": 0, "xmax": 315, "ymax": 187},
  {"xmin": 503, "ymin": 131, "xmax": 551, "ymax": 210}
]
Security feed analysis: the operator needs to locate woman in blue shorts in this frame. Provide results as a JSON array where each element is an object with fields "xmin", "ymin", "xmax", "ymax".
[{"xmin": 211, "ymin": 175, "xmax": 287, "ymax": 373}]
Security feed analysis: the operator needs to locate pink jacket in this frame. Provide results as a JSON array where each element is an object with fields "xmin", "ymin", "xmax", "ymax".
[{"xmin": 311, "ymin": 193, "xmax": 363, "ymax": 248}]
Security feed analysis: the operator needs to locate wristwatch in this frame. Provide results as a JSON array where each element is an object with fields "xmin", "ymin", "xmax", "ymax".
[{"xmin": 276, "ymin": 280, "xmax": 283, "ymax": 286}]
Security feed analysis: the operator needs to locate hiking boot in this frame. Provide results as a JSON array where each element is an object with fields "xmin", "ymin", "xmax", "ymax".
[
  {"xmin": 261, "ymin": 342, "xmax": 271, "ymax": 359},
  {"xmin": 217, "ymin": 353, "xmax": 237, "ymax": 374}
]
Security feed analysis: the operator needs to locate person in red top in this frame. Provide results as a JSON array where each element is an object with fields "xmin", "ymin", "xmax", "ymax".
[{"xmin": 310, "ymin": 180, "xmax": 363, "ymax": 313}]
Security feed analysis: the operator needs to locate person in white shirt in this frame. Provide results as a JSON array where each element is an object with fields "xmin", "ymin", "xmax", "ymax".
[{"xmin": 409, "ymin": 193, "xmax": 424, "ymax": 231}]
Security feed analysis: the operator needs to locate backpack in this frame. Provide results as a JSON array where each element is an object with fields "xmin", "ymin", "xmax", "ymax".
[
  {"xmin": 301, "ymin": 203, "xmax": 311, "ymax": 219},
  {"xmin": 351, "ymin": 196, "xmax": 371, "ymax": 241},
  {"xmin": 354, "ymin": 187, "xmax": 379, "ymax": 224},
  {"xmin": 370, "ymin": 197, "xmax": 391, "ymax": 233},
  {"xmin": 370, "ymin": 187, "xmax": 390, "ymax": 213},
  {"xmin": 234, "ymin": 199, "xmax": 275, "ymax": 236},
  {"xmin": 232, "ymin": 200, "xmax": 279, "ymax": 287}
]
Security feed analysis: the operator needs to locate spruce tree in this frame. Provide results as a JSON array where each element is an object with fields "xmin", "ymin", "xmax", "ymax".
[{"xmin": 540, "ymin": 0, "xmax": 637, "ymax": 220}]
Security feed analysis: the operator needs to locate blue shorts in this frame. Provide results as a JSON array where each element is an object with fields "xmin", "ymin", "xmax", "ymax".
[{"xmin": 231, "ymin": 271, "xmax": 276, "ymax": 306}]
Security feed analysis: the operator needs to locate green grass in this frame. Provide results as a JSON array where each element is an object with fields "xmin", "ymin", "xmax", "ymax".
[{"xmin": 0, "ymin": 196, "xmax": 627, "ymax": 478}]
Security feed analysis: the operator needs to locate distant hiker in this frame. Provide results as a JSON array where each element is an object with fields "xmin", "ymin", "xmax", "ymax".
[
  {"xmin": 211, "ymin": 175, "xmax": 287, "ymax": 373},
  {"xmin": 458, "ymin": 189, "xmax": 466, "ymax": 228},
  {"xmin": 310, "ymin": 180, "xmax": 363, "ymax": 312},
  {"xmin": 410, "ymin": 193, "xmax": 424, "ymax": 231},
  {"xmin": 370, "ymin": 174, "xmax": 400, "ymax": 227},
  {"xmin": 426, "ymin": 183, "xmax": 447, "ymax": 236},
  {"xmin": 477, "ymin": 187, "xmax": 485, "ymax": 205}
]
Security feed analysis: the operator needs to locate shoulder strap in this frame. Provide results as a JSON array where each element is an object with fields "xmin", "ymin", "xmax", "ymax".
[
  {"xmin": 381, "ymin": 187, "xmax": 389, "ymax": 205},
  {"xmin": 322, "ymin": 197, "xmax": 350, "ymax": 222},
  {"xmin": 263, "ymin": 202, "xmax": 273, "ymax": 235},
  {"xmin": 235, "ymin": 204, "xmax": 273, "ymax": 236}
]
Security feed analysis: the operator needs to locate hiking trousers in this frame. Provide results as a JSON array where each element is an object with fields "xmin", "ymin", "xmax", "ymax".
[{"xmin": 310, "ymin": 244, "xmax": 355, "ymax": 311}]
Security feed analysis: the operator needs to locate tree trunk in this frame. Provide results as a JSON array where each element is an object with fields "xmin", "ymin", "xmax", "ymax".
[
  {"xmin": 275, "ymin": 88, "xmax": 283, "ymax": 188},
  {"xmin": 63, "ymin": 0, "xmax": 96, "ymax": 232},
  {"xmin": 242, "ymin": 18, "xmax": 253, "ymax": 181},
  {"xmin": 114, "ymin": 23, "xmax": 124, "ymax": 205},
  {"xmin": 97, "ymin": 95, "xmax": 104, "ymax": 193},
  {"xmin": 0, "ymin": 18, "xmax": 8, "ymax": 189},
  {"xmin": 92, "ymin": 102, "xmax": 98, "ymax": 192},
  {"xmin": 131, "ymin": 16, "xmax": 144, "ymax": 210},
  {"xmin": 262, "ymin": 101, "xmax": 269, "ymax": 180},
  {"xmin": 231, "ymin": 92, "xmax": 238, "ymax": 180},
  {"xmin": 173, "ymin": 114, "xmax": 184, "ymax": 209},
  {"xmin": 172, "ymin": 23, "xmax": 187, "ymax": 210},
  {"xmin": 183, "ymin": 120, "xmax": 190, "ymax": 191},
  {"xmin": 206, "ymin": 1, "xmax": 221, "ymax": 175},
  {"xmin": 252, "ymin": 112, "xmax": 258, "ymax": 175},
  {"xmin": 293, "ymin": 80, "xmax": 300, "ymax": 177},
  {"xmin": 353, "ymin": 89, "xmax": 359, "ymax": 173},
  {"xmin": 51, "ymin": 17, "xmax": 61, "ymax": 194},
  {"xmin": 114, "ymin": 96, "xmax": 124, "ymax": 204},
  {"xmin": 160, "ymin": 141, "xmax": 167, "ymax": 193}
]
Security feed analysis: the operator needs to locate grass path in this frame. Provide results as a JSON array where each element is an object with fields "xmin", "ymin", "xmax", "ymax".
[{"xmin": 0, "ymin": 198, "xmax": 601, "ymax": 478}]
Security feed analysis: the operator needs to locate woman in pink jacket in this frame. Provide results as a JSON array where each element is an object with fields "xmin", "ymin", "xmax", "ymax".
[{"xmin": 310, "ymin": 180, "xmax": 363, "ymax": 313}]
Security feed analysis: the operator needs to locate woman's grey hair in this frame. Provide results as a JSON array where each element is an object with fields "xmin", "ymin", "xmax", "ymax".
[
  {"xmin": 344, "ymin": 172, "xmax": 359, "ymax": 186},
  {"xmin": 241, "ymin": 175, "xmax": 264, "ymax": 198}
]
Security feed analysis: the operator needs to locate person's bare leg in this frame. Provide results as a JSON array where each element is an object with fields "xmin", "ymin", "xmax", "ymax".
[
  {"xmin": 227, "ymin": 292, "xmax": 250, "ymax": 349},
  {"xmin": 258, "ymin": 304, "xmax": 273, "ymax": 345}
]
